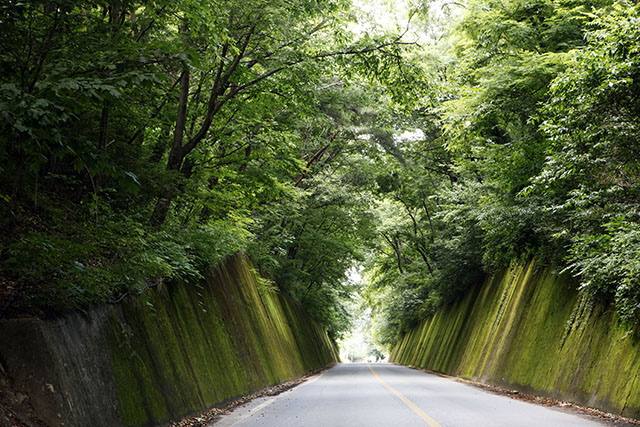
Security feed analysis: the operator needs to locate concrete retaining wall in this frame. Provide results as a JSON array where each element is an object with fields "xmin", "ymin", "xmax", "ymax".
[
  {"xmin": 0, "ymin": 253, "xmax": 338, "ymax": 426},
  {"xmin": 391, "ymin": 259, "xmax": 640, "ymax": 419}
]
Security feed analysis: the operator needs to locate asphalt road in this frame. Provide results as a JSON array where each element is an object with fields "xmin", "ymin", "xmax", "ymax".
[{"xmin": 213, "ymin": 363, "xmax": 609, "ymax": 427}]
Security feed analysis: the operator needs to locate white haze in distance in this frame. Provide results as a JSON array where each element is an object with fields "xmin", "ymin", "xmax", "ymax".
[{"xmin": 350, "ymin": 0, "xmax": 464, "ymax": 44}]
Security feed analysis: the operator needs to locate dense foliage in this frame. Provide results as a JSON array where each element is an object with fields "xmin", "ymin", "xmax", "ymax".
[
  {"xmin": 2, "ymin": 0, "xmax": 640, "ymax": 343},
  {"xmin": 364, "ymin": 0, "xmax": 640, "ymax": 345},
  {"xmin": 0, "ymin": 0, "xmax": 412, "ymax": 338}
]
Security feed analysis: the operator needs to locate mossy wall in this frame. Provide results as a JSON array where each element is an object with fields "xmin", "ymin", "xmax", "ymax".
[
  {"xmin": 0, "ymin": 253, "xmax": 338, "ymax": 427},
  {"xmin": 391, "ymin": 259, "xmax": 640, "ymax": 419}
]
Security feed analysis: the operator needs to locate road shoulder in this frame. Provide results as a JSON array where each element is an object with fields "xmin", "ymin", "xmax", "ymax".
[
  {"xmin": 170, "ymin": 365, "xmax": 334, "ymax": 427},
  {"xmin": 399, "ymin": 364, "xmax": 639, "ymax": 427}
]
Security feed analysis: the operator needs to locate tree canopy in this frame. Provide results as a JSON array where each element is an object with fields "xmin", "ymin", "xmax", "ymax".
[{"xmin": 2, "ymin": 0, "xmax": 640, "ymax": 344}]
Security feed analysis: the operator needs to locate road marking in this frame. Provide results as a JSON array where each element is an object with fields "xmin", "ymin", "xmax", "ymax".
[
  {"xmin": 217, "ymin": 370, "xmax": 328, "ymax": 426},
  {"xmin": 297, "ymin": 370, "xmax": 325, "ymax": 388},
  {"xmin": 368, "ymin": 364, "xmax": 441, "ymax": 427},
  {"xmin": 216, "ymin": 396, "xmax": 277, "ymax": 426}
]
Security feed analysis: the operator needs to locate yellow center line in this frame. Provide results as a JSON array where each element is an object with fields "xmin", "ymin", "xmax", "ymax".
[{"xmin": 368, "ymin": 364, "xmax": 441, "ymax": 427}]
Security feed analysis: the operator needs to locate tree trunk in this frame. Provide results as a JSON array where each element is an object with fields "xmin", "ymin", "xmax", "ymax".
[{"xmin": 150, "ymin": 54, "xmax": 190, "ymax": 227}]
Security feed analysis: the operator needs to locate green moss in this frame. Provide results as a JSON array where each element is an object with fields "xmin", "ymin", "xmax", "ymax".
[
  {"xmin": 106, "ymin": 253, "xmax": 337, "ymax": 426},
  {"xmin": 391, "ymin": 259, "xmax": 640, "ymax": 419}
]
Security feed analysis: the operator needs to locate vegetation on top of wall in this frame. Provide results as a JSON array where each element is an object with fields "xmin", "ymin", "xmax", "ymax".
[
  {"xmin": 2, "ymin": 0, "xmax": 640, "ymax": 348},
  {"xmin": 0, "ymin": 0, "xmax": 422, "ymax": 337},
  {"xmin": 363, "ymin": 0, "xmax": 640, "ymax": 347}
]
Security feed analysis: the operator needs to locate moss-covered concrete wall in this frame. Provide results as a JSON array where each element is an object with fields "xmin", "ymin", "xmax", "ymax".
[
  {"xmin": 0, "ymin": 253, "xmax": 338, "ymax": 427},
  {"xmin": 391, "ymin": 259, "xmax": 640, "ymax": 419}
]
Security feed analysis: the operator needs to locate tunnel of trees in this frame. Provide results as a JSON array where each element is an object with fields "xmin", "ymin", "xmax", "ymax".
[{"xmin": 1, "ymin": 0, "xmax": 639, "ymax": 347}]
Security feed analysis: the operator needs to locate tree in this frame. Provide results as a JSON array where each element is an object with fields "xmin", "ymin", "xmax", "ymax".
[
  {"xmin": 531, "ymin": 1, "xmax": 640, "ymax": 323},
  {"xmin": 148, "ymin": 0, "xmax": 415, "ymax": 226}
]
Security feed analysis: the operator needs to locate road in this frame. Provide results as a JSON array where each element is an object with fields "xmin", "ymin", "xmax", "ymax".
[{"xmin": 213, "ymin": 363, "xmax": 611, "ymax": 426}]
